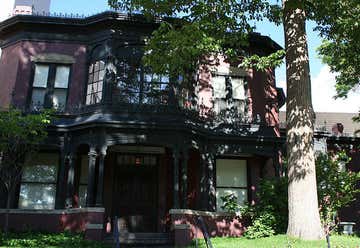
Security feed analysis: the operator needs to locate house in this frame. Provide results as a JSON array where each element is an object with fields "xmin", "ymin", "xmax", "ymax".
[{"xmin": 0, "ymin": 11, "xmax": 284, "ymax": 245}]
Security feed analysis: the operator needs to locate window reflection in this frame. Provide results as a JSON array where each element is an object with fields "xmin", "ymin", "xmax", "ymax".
[{"xmin": 18, "ymin": 153, "xmax": 59, "ymax": 210}]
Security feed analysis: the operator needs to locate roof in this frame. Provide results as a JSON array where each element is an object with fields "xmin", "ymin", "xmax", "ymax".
[
  {"xmin": 279, "ymin": 111, "xmax": 360, "ymax": 137},
  {"xmin": 0, "ymin": 11, "xmax": 282, "ymax": 53}
]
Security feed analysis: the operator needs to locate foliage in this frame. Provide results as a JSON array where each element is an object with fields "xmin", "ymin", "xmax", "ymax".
[
  {"xmin": 242, "ymin": 178, "xmax": 288, "ymax": 239},
  {"xmin": 188, "ymin": 234, "xmax": 360, "ymax": 248},
  {"xmin": 0, "ymin": 108, "xmax": 52, "ymax": 201},
  {"xmin": 0, "ymin": 231, "xmax": 109, "ymax": 248},
  {"xmin": 220, "ymin": 193, "xmax": 241, "ymax": 214},
  {"xmin": 243, "ymin": 212, "xmax": 275, "ymax": 239},
  {"xmin": 308, "ymin": 0, "xmax": 360, "ymax": 99},
  {"xmin": 108, "ymin": 0, "xmax": 284, "ymax": 83},
  {"xmin": 316, "ymin": 151, "xmax": 360, "ymax": 231}
]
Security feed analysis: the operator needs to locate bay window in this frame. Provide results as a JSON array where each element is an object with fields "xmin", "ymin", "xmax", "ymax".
[{"xmin": 86, "ymin": 60, "xmax": 105, "ymax": 105}]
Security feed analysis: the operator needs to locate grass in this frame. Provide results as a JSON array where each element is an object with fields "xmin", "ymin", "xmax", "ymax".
[
  {"xmin": 0, "ymin": 232, "xmax": 111, "ymax": 248},
  {"xmin": 188, "ymin": 235, "xmax": 360, "ymax": 248}
]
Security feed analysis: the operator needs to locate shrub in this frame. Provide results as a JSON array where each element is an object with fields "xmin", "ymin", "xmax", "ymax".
[
  {"xmin": 0, "ymin": 231, "xmax": 109, "ymax": 248},
  {"xmin": 316, "ymin": 151, "xmax": 360, "ymax": 231},
  {"xmin": 242, "ymin": 178, "xmax": 288, "ymax": 239}
]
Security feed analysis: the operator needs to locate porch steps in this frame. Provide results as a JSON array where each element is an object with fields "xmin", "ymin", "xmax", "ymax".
[{"xmin": 104, "ymin": 232, "xmax": 173, "ymax": 247}]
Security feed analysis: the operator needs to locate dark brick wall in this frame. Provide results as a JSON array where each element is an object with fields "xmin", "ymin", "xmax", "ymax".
[{"xmin": 0, "ymin": 41, "xmax": 87, "ymax": 109}]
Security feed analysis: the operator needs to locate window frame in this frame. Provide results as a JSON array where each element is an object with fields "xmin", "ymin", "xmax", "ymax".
[
  {"xmin": 211, "ymin": 73, "xmax": 247, "ymax": 115},
  {"xmin": 28, "ymin": 62, "xmax": 71, "ymax": 111},
  {"xmin": 85, "ymin": 60, "xmax": 106, "ymax": 105},
  {"xmin": 215, "ymin": 158, "xmax": 251, "ymax": 211},
  {"xmin": 18, "ymin": 152, "xmax": 60, "ymax": 210}
]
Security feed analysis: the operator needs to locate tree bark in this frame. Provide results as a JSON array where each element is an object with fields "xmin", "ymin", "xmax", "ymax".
[{"xmin": 283, "ymin": 0, "xmax": 324, "ymax": 240}]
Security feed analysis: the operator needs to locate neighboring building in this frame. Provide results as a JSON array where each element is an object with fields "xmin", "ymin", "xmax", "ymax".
[
  {"xmin": 0, "ymin": 12, "xmax": 285, "ymax": 245},
  {"xmin": 13, "ymin": 0, "xmax": 51, "ymax": 15}
]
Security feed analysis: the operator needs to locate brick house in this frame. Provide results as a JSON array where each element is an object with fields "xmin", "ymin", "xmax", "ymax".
[{"xmin": 0, "ymin": 12, "xmax": 285, "ymax": 245}]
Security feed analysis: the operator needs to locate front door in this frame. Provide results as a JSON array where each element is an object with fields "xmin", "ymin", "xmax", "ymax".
[{"xmin": 112, "ymin": 154, "xmax": 158, "ymax": 232}]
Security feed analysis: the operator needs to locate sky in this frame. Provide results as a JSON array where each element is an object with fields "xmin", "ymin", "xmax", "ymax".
[{"xmin": 0, "ymin": 0, "xmax": 359, "ymax": 113}]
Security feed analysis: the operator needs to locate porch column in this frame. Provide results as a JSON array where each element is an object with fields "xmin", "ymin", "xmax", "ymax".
[
  {"xmin": 55, "ymin": 147, "xmax": 67, "ymax": 209},
  {"xmin": 173, "ymin": 147, "xmax": 180, "ymax": 209},
  {"xmin": 65, "ymin": 153, "xmax": 76, "ymax": 208},
  {"xmin": 181, "ymin": 149, "xmax": 188, "ymax": 209},
  {"xmin": 95, "ymin": 147, "xmax": 106, "ymax": 207},
  {"xmin": 86, "ymin": 147, "xmax": 97, "ymax": 207},
  {"xmin": 200, "ymin": 148, "xmax": 216, "ymax": 211},
  {"xmin": 206, "ymin": 152, "xmax": 216, "ymax": 211}
]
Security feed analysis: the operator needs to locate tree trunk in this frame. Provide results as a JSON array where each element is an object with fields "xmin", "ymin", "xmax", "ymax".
[{"xmin": 283, "ymin": 0, "xmax": 324, "ymax": 240}]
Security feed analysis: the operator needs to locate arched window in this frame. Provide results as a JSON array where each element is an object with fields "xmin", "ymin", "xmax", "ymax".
[{"xmin": 86, "ymin": 45, "xmax": 107, "ymax": 105}]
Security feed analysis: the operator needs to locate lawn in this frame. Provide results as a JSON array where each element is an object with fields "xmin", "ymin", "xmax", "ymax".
[
  {"xmin": 189, "ymin": 235, "xmax": 360, "ymax": 248},
  {"xmin": 0, "ymin": 232, "xmax": 110, "ymax": 248}
]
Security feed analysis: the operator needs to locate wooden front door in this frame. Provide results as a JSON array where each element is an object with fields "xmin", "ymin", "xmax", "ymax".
[{"xmin": 112, "ymin": 154, "xmax": 158, "ymax": 232}]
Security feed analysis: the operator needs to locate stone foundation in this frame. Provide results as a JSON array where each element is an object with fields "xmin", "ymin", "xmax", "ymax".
[
  {"xmin": 170, "ymin": 209, "xmax": 247, "ymax": 246},
  {"xmin": 0, "ymin": 208, "xmax": 104, "ymax": 240}
]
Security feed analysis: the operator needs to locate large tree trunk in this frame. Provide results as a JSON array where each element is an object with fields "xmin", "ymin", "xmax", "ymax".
[{"xmin": 283, "ymin": 0, "xmax": 324, "ymax": 240}]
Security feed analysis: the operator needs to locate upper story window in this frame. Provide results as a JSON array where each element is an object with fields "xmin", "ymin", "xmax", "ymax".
[
  {"xmin": 86, "ymin": 60, "xmax": 105, "ymax": 105},
  {"xmin": 212, "ymin": 74, "xmax": 246, "ymax": 115},
  {"xmin": 30, "ymin": 64, "xmax": 70, "ymax": 111}
]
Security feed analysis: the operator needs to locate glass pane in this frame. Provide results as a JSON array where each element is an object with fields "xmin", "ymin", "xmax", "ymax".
[
  {"xmin": 89, "ymin": 64, "xmax": 94, "ymax": 73},
  {"xmin": 216, "ymin": 188, "xmax": 247, "ymax": 211},
  {"xmin": 232, "ymin": 78, "xmax": 245, "ymax": 100},
  {"xmin": 94, "ymin": 61, "xmax": 100, "ymax": 72},
  {"xmin": 33, "ymin": 65, "xmax": 49, "ymax": 87},
  {"xmin": 53, "ymin": 89, "xmax": 67, "ymax": 110},
  {"xmin": 216, "ymin": 159, "xmax": 247, "ymax": 187},
  {"xmin": 96, "ymin": 92, "xmax": 102, "ymax": 102},
  {"xmin": 98, "ymin": 81, "xmax": 103, "ymax": 92},
  {"xmin": 19, "ymin": 183, "xmax": 56, "ymax": 209},
  {"xmin": 78, "ymin": 185, "xmax": 87, "ymax": 208},
  {"xmin": 212, "ymin": 76, "xmax": 226, "ymax": 98},
  {"xmin": 86, "ymin": 95, "xmax": 91, "ymax": 105},
  {"xmin": 99, "ymin": 61, "xmax": 105, "ymax": 70},
  {"xmin": 99, "ymin": 69, "xmax": 105, "ymax": 81},
  {"xmin": 22, "ymin": 153, "xmax": 59, "ymax": 183},
  {"xmin": 94, "ymin": 71, "xmax": 99, "ymax": 82},
  {"xmin": 31, "ymin": 89, "xmax": 46, "ymax": 108},
  {"xmin": 54, "ymin": 66, "xmax": 70, "ymax": 88}
]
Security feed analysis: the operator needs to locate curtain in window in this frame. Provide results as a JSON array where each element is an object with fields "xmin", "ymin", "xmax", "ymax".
[{"xmin": 216, "ymin": 159, "xmax": 248, "ymax": 211}]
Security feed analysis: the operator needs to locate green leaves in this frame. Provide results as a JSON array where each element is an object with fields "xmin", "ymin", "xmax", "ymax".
[
  {"xmin": 0, "ymin": 108, "xmax": 52, "ymax": 192},
  {"xmin": 240, "ymin": 49, "xmax": 285, "ymax": 71},
  {"xmin": 309, "ymin": 0, "xmax": 360, "ymax": 99},
  {"xmin": 316, "ymin": 151, "xmax": 360, "ymax": 229},
  {"xmin": 108, "ymin": 0, "xmax": 282, "ymax": 81}
]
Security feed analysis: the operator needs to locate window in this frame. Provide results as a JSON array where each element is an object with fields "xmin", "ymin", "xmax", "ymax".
[
  {"xmin": 216, "ymin": 159, "xmax": 248, "ymax": 211},
  {"xmin": 30, "ymin": 64, "xmax": 70, "ymax": 111},
  {"xmin": 78, "ymin": 155, "xmax": 89, "ymax": 208},
  {"xmin": 86, "ymin": 61, "xmax": 105, "ymax": 105},
  {"xmin": 18, "ymin": 153, "xmax": 59, "ymax": 210},
  {"xmin": 211, "ymin": 74, "xmax": 246, "ymax": 115}
]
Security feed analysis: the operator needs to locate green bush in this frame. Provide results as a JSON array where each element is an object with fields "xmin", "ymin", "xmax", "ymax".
[
  {"xmin": 242, "ymin": 178, "xmax": 288, "ymax": 239},
  {"xmin": 0, "ymin": 231, "xmax": 109, "ymax": 248},
  {"xmin": 316, "ymin": 151, "xmax": 360, "ymax": 231}
]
